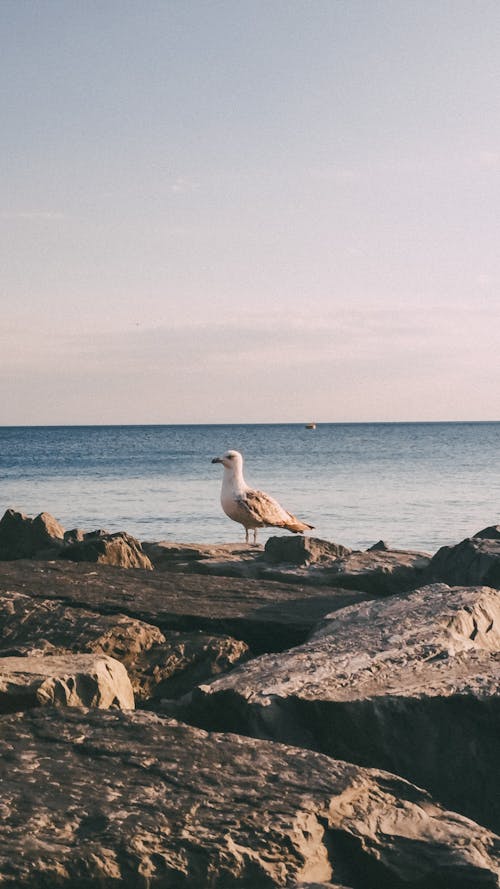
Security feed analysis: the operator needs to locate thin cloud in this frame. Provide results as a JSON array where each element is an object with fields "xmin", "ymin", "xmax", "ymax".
[{"xmin": 0, "ymin": 210, "xmax": 66, "ymax": 221}]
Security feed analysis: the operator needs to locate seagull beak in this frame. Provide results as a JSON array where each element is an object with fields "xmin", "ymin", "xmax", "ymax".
[{"xmin": 211, "ymin": 456, "xmax": 222, "ymax": 464}]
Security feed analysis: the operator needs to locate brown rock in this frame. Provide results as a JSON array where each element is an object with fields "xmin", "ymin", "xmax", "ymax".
[
  {"xmin": 60, "ymin": 531, "xmax": 153, "ymax": 570},
  {"xmin": 0, "ymin": 654, "xmax": 134, "ymax": 712},
  {"xmin": 0, "ymin": 590, "xmax": 247, "ymax": 703},
  {"xmin": 183, "ymin": 584, "xmax": 500, "ymax": 833},
  {"xmin": 264, "ymin": 536, "xmax": 352, "ymax": 566},
  {"xmin": 0, "ymin": 508, "xmax": 65, "ymax": 560},
  {"xmin": 142, "ymin": 540, "xmax": 262, "ymax": 572},
  {"xmin": 429, "ymin": 537, "xmax": 500, "ymax": 587},
  {"xmin": 0, "ymin": 708, "xmax": 498, "ymax": 887},
  {"xmin": 0, "ymin": 560, "xmax": 374, "ymax": 653}
]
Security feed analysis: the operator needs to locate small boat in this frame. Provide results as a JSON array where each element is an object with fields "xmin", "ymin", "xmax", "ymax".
[{"xmin": 305, "ymin": 423, "xmax": 316, "ymax": 429}]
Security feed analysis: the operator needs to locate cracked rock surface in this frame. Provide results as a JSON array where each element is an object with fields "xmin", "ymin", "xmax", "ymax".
[
  {"xmin": 183, "ymin": 584, "xmax": 500, "ymax": 832},
  {"xmin": 0, "ymin": 708, "xmax": 498, "ymax": 888}
]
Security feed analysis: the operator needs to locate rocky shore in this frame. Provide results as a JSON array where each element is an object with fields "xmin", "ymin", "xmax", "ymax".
[{"xmin": 0, "ymin": 507, "xmax": 499, "ymax": 887}]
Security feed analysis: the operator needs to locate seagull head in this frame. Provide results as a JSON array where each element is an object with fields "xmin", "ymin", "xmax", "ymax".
[{"xmin": 211, "ymin": 449, "xmax": 243, "ymax": 471}]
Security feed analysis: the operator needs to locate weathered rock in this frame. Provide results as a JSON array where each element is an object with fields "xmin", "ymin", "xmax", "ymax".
[
  {"xmin": 63, "ymin": 528, "xmax": 85, "ymax": 544},
  {"xmin": 132, "ymin": 631, "xmax": 249, "ymax": 703},
  {"xmin": 0, "ymin": 590, "xmax": 247, "ymax": 703},
  {"xmin": 143, "ymin": 540, "xmax": 263, "ymax": 573},
  {"xmin": 0, "ymin": 708, "xmax": 498, "ymax": 887},
  {"xmin": 474, "ymin": 525, "xmax": 500, "ymax": 540},
  {"xmin": 184, "ymin": 584, "xmax": 500, "ymax": 832},
  {"xmin": 0, "ymin": 560, "xmax": 373, "ymax": 653},
  {"xmin": 0, "ymin": 509, "xmax": 65, "ymax": 560},
  {"xmin": 0, "ymin": 654, "xmax": 134, "ymax": 712},
  {"xmin": 264, "ymin": 536, "xmax": 352, "ymax": 566},
  {"xmin": 367, "ymin": 539, "xmax": 389, "ymax": 551},
  {"xmin": 260, "ymin": 547, "xmax": 431, "ymax": 593},
  {"xmin": 60, "ymin": 531, "xmax": 153, "ymax": 570},
  {"xmin": 429, "ymin": 537, "xmax": 500, "ymax": 587}
]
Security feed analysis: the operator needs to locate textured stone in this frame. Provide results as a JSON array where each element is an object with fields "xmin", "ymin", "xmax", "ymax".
[
  {"xmin": 0, "ymin": 708, "xmax": 498, "ymax": 888},
  {"xmin": 0, "ymin": 590, "xmax": 247, "ymax": 703},
  {"xmin": 142, "ymin": 540, "xmax": 262, "ymax": 573},
  {"xmin": 0, "ymin": 560, "xmax": 373, "ymax": 653},
  {"xmin": 429, "ymin": 537, "xmax": 500, "ymax": 587},
  {"xmin": 474, "ymin": 526, "xmax": 500, "ymax": 540},
  {"xmin": 0, "ymin": 509, "xmax": 65, "ymax": 560},
  {"xmin": 264, "ymin": 536, "xmax": 352, "ymax": 566},
  {"xmin": 184, "ymin": 584, "xmax": 500, "ymax": 832},
  {"xmin": 60, "ymin": 531, "xmax": 153, "ymax": 570},
  {"xmin": 0, "ymin": 654, "xmax": 134, "ymax": 712}
]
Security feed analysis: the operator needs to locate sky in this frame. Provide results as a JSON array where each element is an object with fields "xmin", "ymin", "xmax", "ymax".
[{"xmin": 1, "ymin": 0, "xmax": 499, "ymax": 424}]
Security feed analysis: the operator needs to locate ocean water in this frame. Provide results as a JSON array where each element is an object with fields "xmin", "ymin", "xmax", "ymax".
[{"xmin": 0, "ymin": 423, "xmax": 499, "ymax": 554}]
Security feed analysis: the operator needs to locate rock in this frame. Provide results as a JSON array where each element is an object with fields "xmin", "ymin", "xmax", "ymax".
[
  {"xmin": 142, "ymin": 540, "xmax": 262, "ymax": 573},
  {"xmin": 0, "ymin": 708, "xmax": 498, "ymax": 888},
  {"xmin": 60, "ymin": 531, "xmax": 153, "ymax": 570},
  {"xmin": 264, "ymin": 536, "xmax": 352, "ymax": 566},
  {"xmin": 367, "ymin": 539, "xmax": 389, "ymax": 551},
  {"xmin": 183, "ymin": 584, "xmax": 500, "ymax": 833},
  {"xmin": 474, "ymin": 525, "xmax": 500, "ymax": 540},
  {"xmin": 0, "ymin": 590, "xmax": 247, "ymax": 703},
  {"xmin": 63, "ymin": 528, "xmax": 85, "ymax": 544},
  {"xmin": 0, "ymin": 654, "xmax": 134, "ymax": 712},
  {"xmin": 0, "ymin": 560, "xmax": 374, "ymax": 653},
  {"xmin": 429, "ymin": 537, "xmax": 500, "ymax": 587},
  {"xmin": 260, "ymin": 547, "xmax": 431, "ymax": 593},
  {"xmin": 0, "ymin": 508, "xmax": 65, "ymax": 560},
  {"xmin": 132, "ymin": 631, "xmax": 250, "ymax": 703}
]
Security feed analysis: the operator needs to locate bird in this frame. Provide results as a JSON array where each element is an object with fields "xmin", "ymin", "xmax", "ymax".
[{"xmin": 211, "ymin": 449, "xmax": 314, "ymax": 544}]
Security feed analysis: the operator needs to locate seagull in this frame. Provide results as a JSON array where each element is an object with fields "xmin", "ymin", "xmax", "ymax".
[{"xmin": 211, "ymin": 449, "xmax": 314, "ymax": 544}]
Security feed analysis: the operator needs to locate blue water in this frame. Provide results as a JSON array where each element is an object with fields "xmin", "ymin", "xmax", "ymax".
[{"xmin": 0, "ymin": 423, "xmax": 499, "ymax": 553}]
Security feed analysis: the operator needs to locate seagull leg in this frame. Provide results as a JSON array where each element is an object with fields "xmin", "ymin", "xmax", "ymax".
[
  {"xmin": 253, "ymin": 529, "xmax": 257, "ymax": 545},
  {"xmin": 245, "ymin": 528, "xmax": 249, "ymax": 544}
]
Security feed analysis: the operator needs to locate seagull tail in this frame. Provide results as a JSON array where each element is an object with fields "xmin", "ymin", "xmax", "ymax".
[{"xmin": 284, "ymin": 517, "xmax": 315, "ymax": 534}]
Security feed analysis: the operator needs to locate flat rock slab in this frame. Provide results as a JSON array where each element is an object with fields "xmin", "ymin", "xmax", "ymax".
[
  {"xmin": 0, "ymin": 709, "xmax": 498, "ymax": 888},
  {"xmin": 0, "ymin": 560, "xmax": 373, "ymax": 653},
  {"xmin": 0, "ymin": 590, "xmax": 248, "ymax": 703},
  {"xmin": 0, "ymin": 654, "xmax": 134, "ymax": 712},
  {"xmin": 184, "ymin": 584, "xmax": 500, "ymax": 833}
]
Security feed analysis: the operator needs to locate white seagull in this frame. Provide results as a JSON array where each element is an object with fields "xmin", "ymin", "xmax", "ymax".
[{"xmin": 211, "ymin": 449, "xmax": 314, "ymax": 544}]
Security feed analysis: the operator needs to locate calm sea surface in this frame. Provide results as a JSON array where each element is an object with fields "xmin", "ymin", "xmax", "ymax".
[{"xmin": 0, "ymin": 423, "xmax": 498, "ymax": 553}]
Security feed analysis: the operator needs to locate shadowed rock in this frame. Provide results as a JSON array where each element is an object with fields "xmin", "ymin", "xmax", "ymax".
[
  {"xmin": 0, "ymin": 509, "xmax": 65, "ymax": 560},
  {"xmin": 183, "ymin": 584, "xmax": 500, "ymax": 832},
  {"xmin": 474, "ymin": 526, "xmax": 500, "ymax": 540},
  {"xmin": 429, "ymin": 537, "xmax": 500, "ymax": 587},
  {"xmin": 0, "ymin": 560, "xmax": 373, "ymax": 653},
  {"xmin": 0, "ymin": 708, "xmax": 498, "ymax": 887},
  {"xmin": 264, "ymin": 536, "xmax": 352, "ymax": 566},
  {"xmin": 0, "ymin": 654, "xmax": 134, "ymax": 713}
]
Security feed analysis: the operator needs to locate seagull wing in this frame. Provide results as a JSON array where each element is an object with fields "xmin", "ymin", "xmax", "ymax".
[{"xmin": 236, "ymin": 489, "xmax": 314, "ymax": 533}]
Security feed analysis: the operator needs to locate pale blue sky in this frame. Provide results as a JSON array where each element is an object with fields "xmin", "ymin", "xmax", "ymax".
[{"xmin": 1, "ymin": 0, "xmax": 499, "ymax": 423}]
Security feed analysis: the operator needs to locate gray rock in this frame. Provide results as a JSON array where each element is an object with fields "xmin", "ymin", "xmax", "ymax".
[
  {"xmin": 184, "ymin": 584, "xmax": 500, "ymax": 832},
  {"xmin": 143, "ymin": 540, "xmax": 263, "ymax": 572},
  {"xmin": 0, "ymin": 509, "xmax": 65, "ymax": 560},
  {"xmin": 429, "ymin": 537, "xmax": 500, "ymax": 587},
  {"xmin": 367, "ymin": 539, "xmax": 389, "ymax": 551},
  {"xmin": 474, "ymin": 525, "xmax": 500, "ymax": 540},
  {"xmin": 0, "ymin": 654, "xmax": 134, "ymax": 712},
  {"xmin": 0, "ymin": 708, "xmax": 498, "ymax": 887},
  {"xmin": 260, "ymin": 547, "xmax": 431, "ymax": 593},
  {"xmin": 0, "ymin": 560, "xmax": 373, "ymax": 653},
  {"xmin": 60, "ymin": 531, "xmax": 153, "ymax": 570},
  {"xmin": 264, "ymin": 536, "xmax": 352, "ymax": 566}
]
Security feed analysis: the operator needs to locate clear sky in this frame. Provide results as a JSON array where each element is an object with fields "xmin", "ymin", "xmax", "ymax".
[{"xmin": 1, "ymin": 0, "xmax": 499, "ymax": 424}]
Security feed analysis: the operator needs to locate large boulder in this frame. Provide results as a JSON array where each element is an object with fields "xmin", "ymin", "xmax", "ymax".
[
  {"xmin": 0, "ymin": 509, "xmax": 65, "ymax": 560},
  {"xmin": 0, "ymin": 654, "xmax": 134, "ymax": 712},
  {"xmin": 0, "ymin": 590, "xmax": 248, "ymax": 704},
  {"xmin": 428, "ymin": 537, "xmax": 500, "ymax": 587},
  {"xmin": 474, "ymin": 526, "xmax": 500, "ymax": 540},
  {"xmin": 142, "ymin": 541, "xmax": 262, "ymax": 573},
  {"xmin": 0, "ymin": 559, "xmax": 373, "ymax": 653},
  {"xmin": 264, "ymin": 536, "xmax": 352, "ymax": 566},
  {"xmin": 60, "ymin": 531, "xmax": 153, "ymax": 570},
  {"xmin": 0, "ymin": 708, "xmax": 498, "ymax": 887},
  {"xmin": 183, "ymin": 584, "xmax": 500, "ymax": 833}
]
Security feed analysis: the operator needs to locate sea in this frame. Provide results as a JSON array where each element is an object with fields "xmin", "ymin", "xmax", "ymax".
[{"xmin": 0, "ymin": 423, "xmax": 498, "ymax": 555}]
